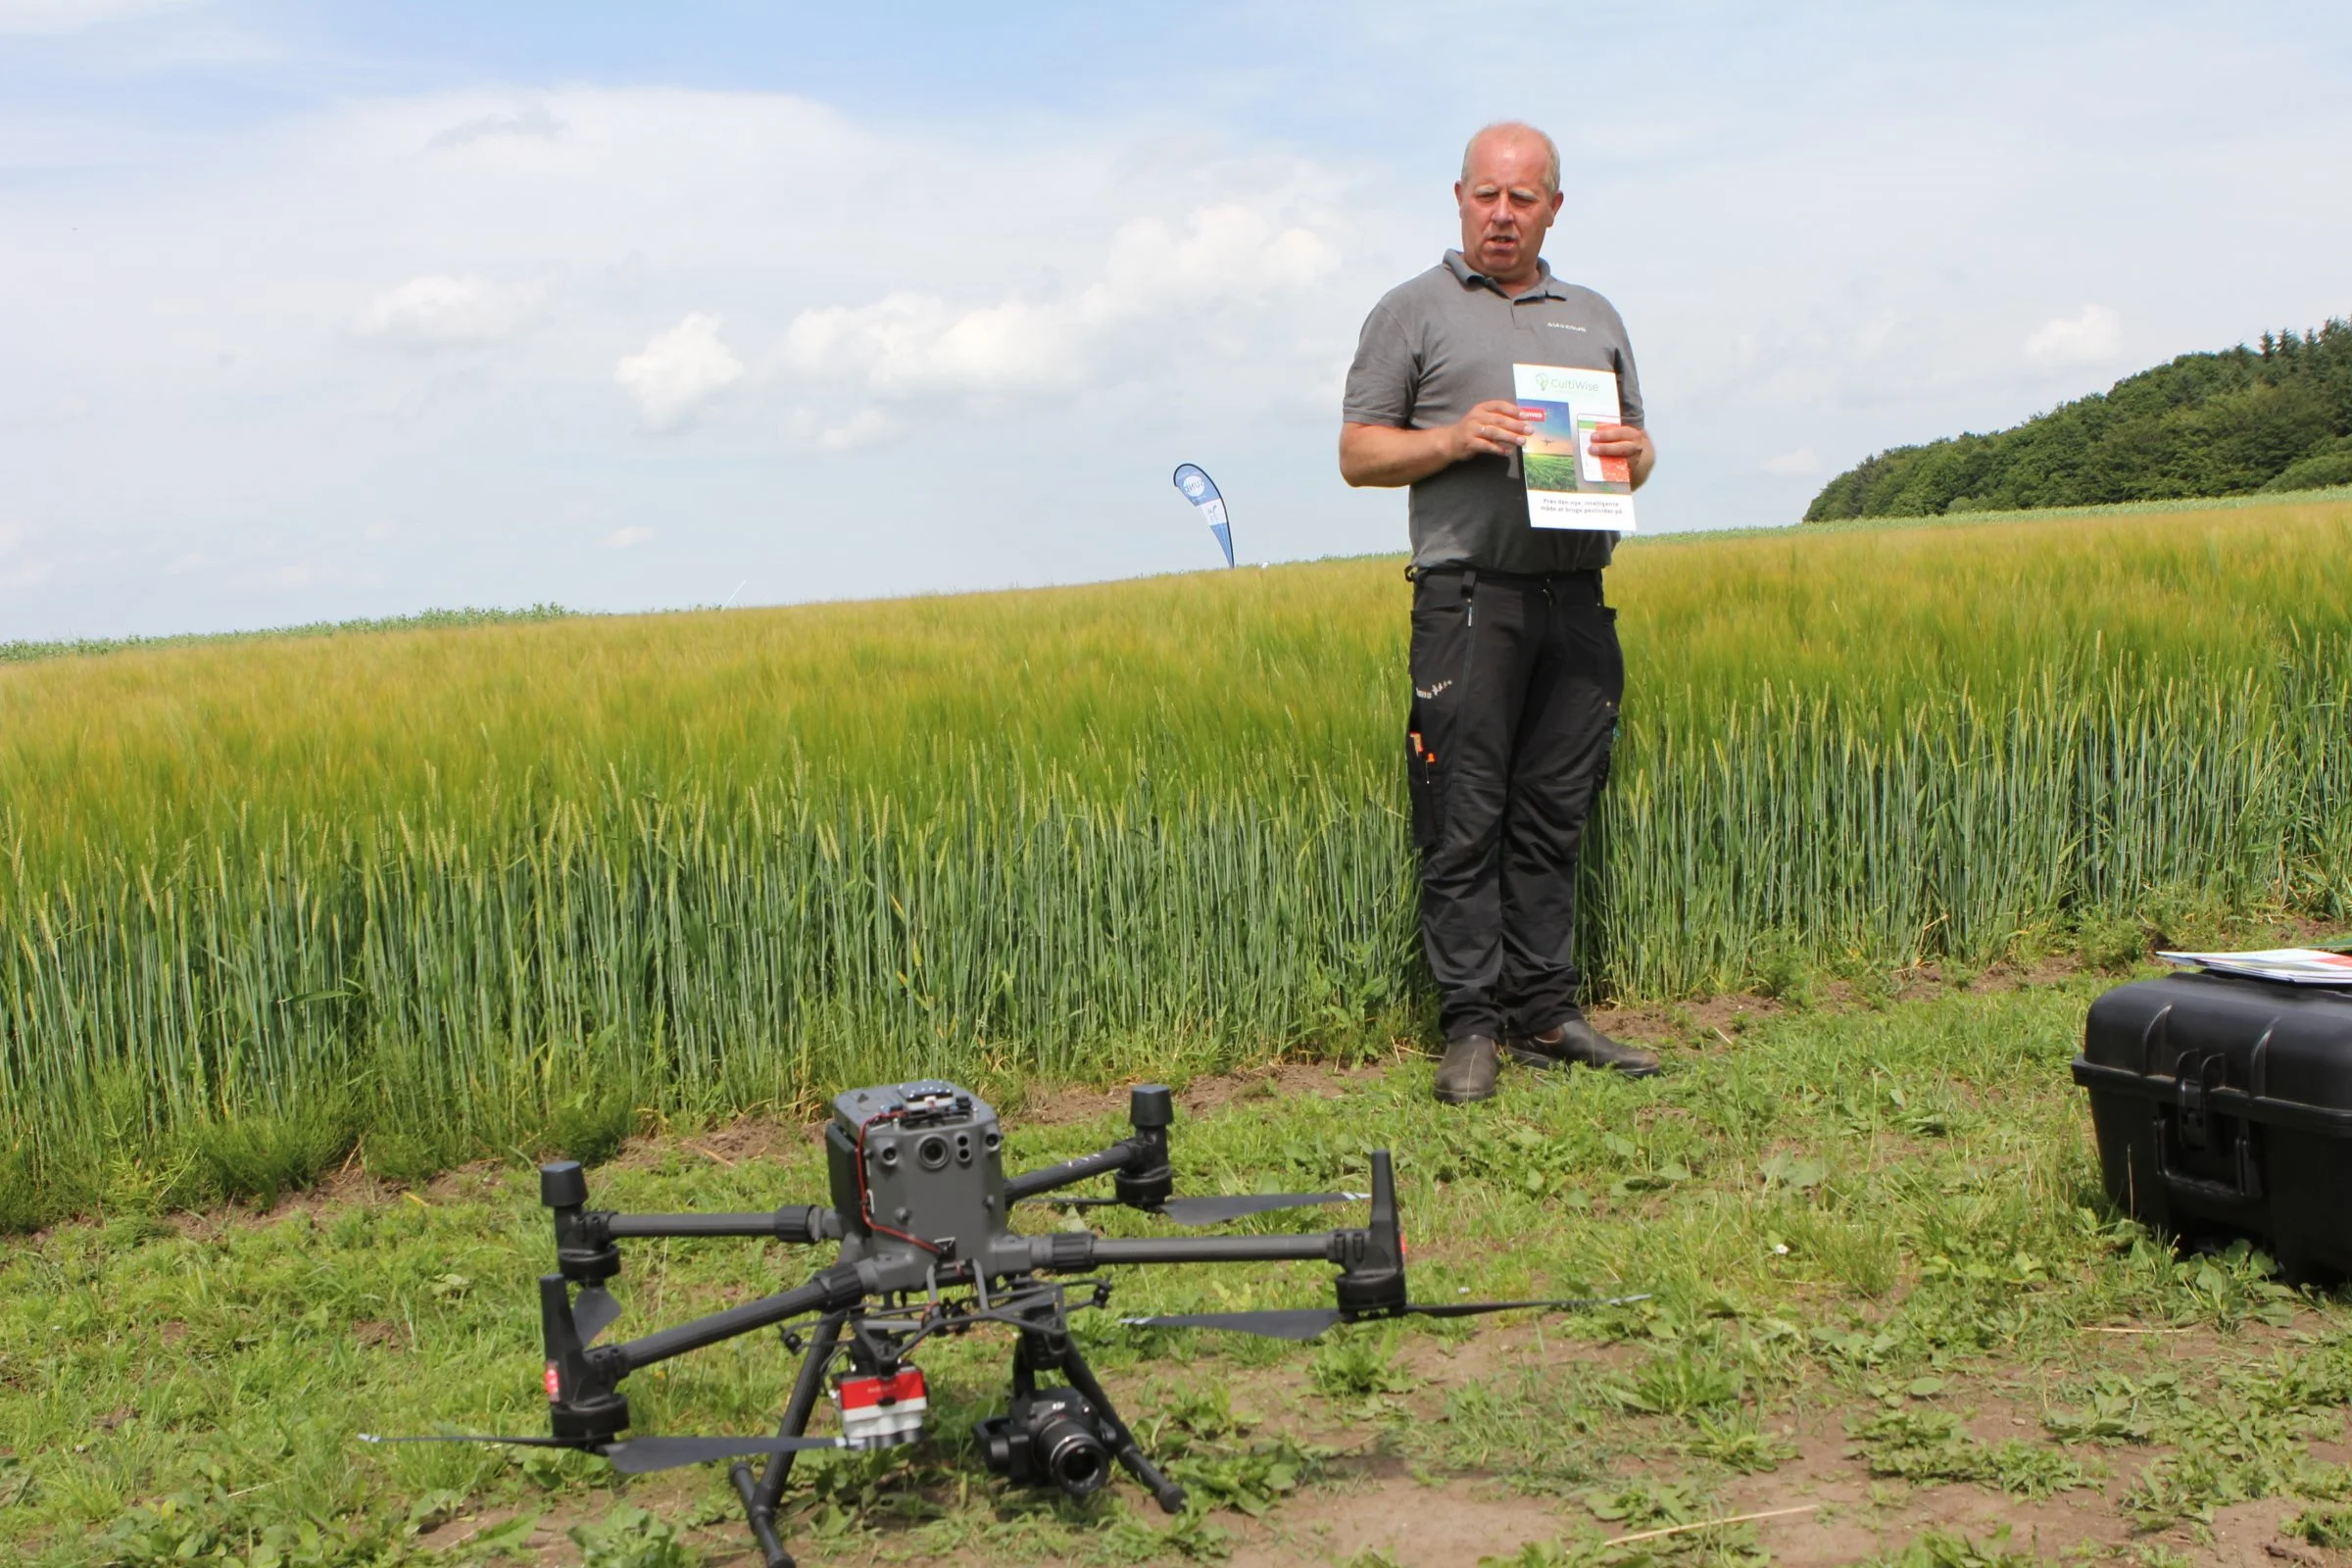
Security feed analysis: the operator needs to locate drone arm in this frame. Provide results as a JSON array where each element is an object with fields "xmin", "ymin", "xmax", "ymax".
[
  {"xmin": 1004, "ymin": 1141, "xmax": 1144, "ymax": 1202},
  {"xmin": 603, "ymin": 1205, "xmax": 841, "ymax": 1245},
  {"xmin": 1041, "ymin": 1232, "xmax": 1348, "ymax": 1267},
  {"xmin": 1004, "ymin": 1084, "xmax": 1182, "ymax": 1208},
  {"xmin": 600, "ymin": 1262, "xmax": 865, "ymax": 1375}
]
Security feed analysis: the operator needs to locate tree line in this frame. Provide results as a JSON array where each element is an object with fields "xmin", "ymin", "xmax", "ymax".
[{"xmin": 1805, "ymin": 318, "xmax": 2352, "ymax": 520}]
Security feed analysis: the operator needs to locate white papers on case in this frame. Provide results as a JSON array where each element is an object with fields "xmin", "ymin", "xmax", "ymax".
[{"xmin": 2157, "ymin": 948, "xmax": 2352, "ymax": 986}]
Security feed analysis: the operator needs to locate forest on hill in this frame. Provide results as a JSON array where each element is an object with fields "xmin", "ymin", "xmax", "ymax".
[{"xmin": 1806, "ymin": 318, "xmax": 2352, "ymax": 520}]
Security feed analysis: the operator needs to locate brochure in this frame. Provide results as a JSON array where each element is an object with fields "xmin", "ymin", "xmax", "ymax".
[
  {"xmin": 2156, "ymin": 948, "xmax": 2352, "ymax": 986},
  {"xmin": 1512, "ymin": 363, "xmax": 1638, "ymax": 531}
]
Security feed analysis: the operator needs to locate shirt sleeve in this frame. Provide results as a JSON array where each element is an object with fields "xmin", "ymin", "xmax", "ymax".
[{"xmin": 1341, "ymin": 300, "xmax": 1417, "ymax": 427}]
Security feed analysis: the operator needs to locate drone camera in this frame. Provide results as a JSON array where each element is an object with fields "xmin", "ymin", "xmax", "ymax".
[
  {"xmin": 831, "ymin": 1366, "xmax": 928, "ymax": 1450},
  {"xmin": 977, "ymin": 1388, "xmax": 1112, "ymax": 1499}
]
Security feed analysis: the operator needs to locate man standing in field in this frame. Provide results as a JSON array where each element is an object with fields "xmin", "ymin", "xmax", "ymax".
[{"xmin": 1340, "ymin": 121, "xmax": 1658, "ymax": 1104}]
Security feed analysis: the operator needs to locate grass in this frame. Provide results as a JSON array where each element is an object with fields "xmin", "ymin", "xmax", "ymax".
[
  {"xmin": 7, "ymin": 969, "xmax": 2352, "ymax": 1566},
  {"xmin": 5, "ymin": 498, "xmax": 2352, "ymax": 1223}
]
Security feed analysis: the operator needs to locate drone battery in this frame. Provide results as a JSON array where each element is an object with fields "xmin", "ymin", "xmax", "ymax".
[
  {"xmin": 2075, "ymin": 969, "xmax": 2352, "ymax": 1284},
  {"xmin": 832, "ymin": 1368, "xmax": 928, "ymax": 1449}
]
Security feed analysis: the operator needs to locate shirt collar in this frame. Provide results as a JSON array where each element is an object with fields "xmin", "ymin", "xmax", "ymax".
[{"xmin": 1443, "ymin": 248, "xmax": 1567, "ymax": 299}]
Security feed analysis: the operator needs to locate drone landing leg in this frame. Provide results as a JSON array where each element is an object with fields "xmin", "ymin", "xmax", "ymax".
[
  {"xmin": 728, "ymin": 1308, "xmax": 848, "ymax": 1568},
  {"xmin": 1028, "ymin": 1330, "xmax": 1189, "ymax": 1515}
]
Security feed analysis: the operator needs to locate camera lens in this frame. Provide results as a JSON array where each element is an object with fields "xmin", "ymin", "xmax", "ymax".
[
  {"xmin": 1032, "ymin": 1405, "xmax": 1109, "ymax": 1497},
  {"xmin": 916, "ymin": 1134, "xmax": 950, "ymax": 1169}
]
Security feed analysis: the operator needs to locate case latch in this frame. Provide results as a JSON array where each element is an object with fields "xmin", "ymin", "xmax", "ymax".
[
  {"xmin": 2157, "ymin": 1053, "xmax": 2263, "ymax": 1204},
  {"xmin": 2175, "ymin": 1054, "xmax": 2222, "ymax": 1150}
]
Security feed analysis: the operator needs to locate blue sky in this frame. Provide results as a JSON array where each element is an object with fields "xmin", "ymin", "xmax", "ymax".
[{"xmin": 4, "ymin": 2, "xmax": 2349, "ymax": 638}]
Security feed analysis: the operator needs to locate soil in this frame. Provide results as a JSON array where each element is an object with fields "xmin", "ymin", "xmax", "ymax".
[{"xmin": 391, "ymin": 1297, "xmax": 2352, "ymax": 1568}]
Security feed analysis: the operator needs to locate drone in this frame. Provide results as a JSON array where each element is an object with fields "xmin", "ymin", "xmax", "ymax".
[{"xmin": 366, "ymin": 1080, "xmax": 1635, "ymax": 1567}]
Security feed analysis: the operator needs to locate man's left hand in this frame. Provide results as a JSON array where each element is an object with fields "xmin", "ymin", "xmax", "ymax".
[{"xmin": 1586, "ymin": 423, "xmax": 1656, "ymax": 490}]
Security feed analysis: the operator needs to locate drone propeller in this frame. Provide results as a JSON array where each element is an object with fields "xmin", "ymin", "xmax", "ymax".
[
  {"xmin": 1032, "ymin": 1191, "xmax": 1369, "ymax": 1226},
  {"xmin": 570, "ymin": 1284, "xmax": 622, "ymax": 1345},
  {"xmin": 358, "ymin": 1431, "xmax": 846, "ymax": 1476},
  {"xmin": 1120, "ymin": 1306, "xmax": 1345, "ymax": 1341},
  {"xmin": 1121, "ymin": 1293, "xmax": 1651, "ymax": 1342}
]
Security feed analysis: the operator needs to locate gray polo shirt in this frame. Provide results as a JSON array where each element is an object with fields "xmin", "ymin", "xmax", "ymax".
[{"xmin": 1343, "ymin": 251, "xmax": 1644, "ymax": 574}]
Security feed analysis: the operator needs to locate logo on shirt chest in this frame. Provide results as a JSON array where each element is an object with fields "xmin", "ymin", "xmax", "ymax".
[{"xmin": 1546, "ymin": 321, "xmax": 1587, "ymax": 332}]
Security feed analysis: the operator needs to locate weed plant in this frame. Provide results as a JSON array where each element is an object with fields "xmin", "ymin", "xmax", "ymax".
[{"xmin": 4, "ymin": 502, "xmax": 2352, "ymax": 1216}]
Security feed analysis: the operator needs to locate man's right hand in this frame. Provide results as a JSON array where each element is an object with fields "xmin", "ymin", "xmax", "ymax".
[{"xmin": 1339, "ymin": 399, "xmax": 1533, "ymax": 488}]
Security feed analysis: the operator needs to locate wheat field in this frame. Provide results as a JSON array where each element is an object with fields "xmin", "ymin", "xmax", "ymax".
[{"xmin": 5, "ymin": 498, "xmax": 2349, "ymax": 1223}]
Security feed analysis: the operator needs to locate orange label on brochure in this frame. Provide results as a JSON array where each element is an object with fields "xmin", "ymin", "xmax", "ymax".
[{"xmin": 1596, "ymin": 453, "xmax": 1632, "ymax": 485}]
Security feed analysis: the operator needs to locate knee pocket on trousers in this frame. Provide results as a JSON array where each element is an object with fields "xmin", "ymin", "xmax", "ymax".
[{"xmin": 1406, "ymin": 709, "xmax": 1445, "ymax": 851}]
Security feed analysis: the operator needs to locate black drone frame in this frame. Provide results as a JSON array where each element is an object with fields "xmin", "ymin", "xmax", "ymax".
[{"xmin": 366, "ymin": 1082, "xmax": 1628, "ymax": 1568}]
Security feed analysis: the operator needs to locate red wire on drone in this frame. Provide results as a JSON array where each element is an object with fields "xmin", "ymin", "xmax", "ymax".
[{"xmin": 855, "ymin": 1108, "xmax": 943, "ymax": 1256}]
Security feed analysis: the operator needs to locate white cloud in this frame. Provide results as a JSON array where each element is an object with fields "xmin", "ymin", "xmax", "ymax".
[
  {"xmin": 601, "ymin": 526, "xmax": 654, "ymax": 550},
  {"xmin": 352, "ymin": 274, "xmax": 542, "ymax": 348},
  {"xmin": 784, "ymin": 293, "xmax": 1073, "ymax": 398},
  {"xmin": 2024, "ymin": 304, "xmax": 2124, "ymax": 367},
  {"xmin": 777, "ymin": 203, "xmax": 1342, "ymax": 444},
  {"xmin": 0, "ymin": 0, "xmax": 195, "ymax": 33},
  {"xmin": 614, "ymin": 313, "xmax": 743, "ymax": 431},
  {"xmin": 426, "ymin": 103, "xmax": 564, "ymax": 150},
  {"xmin": 1761, "ymin": 447, "xmax": 1822, "ymax": 475}
]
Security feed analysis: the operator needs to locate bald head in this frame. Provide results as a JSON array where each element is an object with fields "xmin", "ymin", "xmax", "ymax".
[
  {"xmin": 1460, "ymin": 122, "xmax": 1560, "ymax": 197},
  {"xmin": 1453, "ymin": 122, "xmax": 1563, "ymax": 292}
]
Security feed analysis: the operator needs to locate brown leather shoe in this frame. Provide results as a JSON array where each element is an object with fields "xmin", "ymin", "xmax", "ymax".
[
  {"xmin": 1434, "ymin": 1035, "xmax": 1500, "ymax": 1103},
  {"xmin": 1506, "ymin": 1015, "xmax": 1660, "ymax": 1078}
]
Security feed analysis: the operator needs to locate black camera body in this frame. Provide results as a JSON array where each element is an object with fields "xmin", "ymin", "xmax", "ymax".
[{"xmin": 976, "ymin": 1387, "xmax": 1113, "ymax": 1499}]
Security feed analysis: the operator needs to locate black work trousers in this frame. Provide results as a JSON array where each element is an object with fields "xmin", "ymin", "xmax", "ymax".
[{"xmin": 1405, "ymin": 567, "xmax": 1623, "ymax": 1044}]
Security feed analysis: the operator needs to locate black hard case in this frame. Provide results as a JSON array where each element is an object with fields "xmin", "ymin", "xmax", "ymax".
[{"xmin": 2074, "ymin": 970, "xmax": 2352, "ymax": 1284}]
